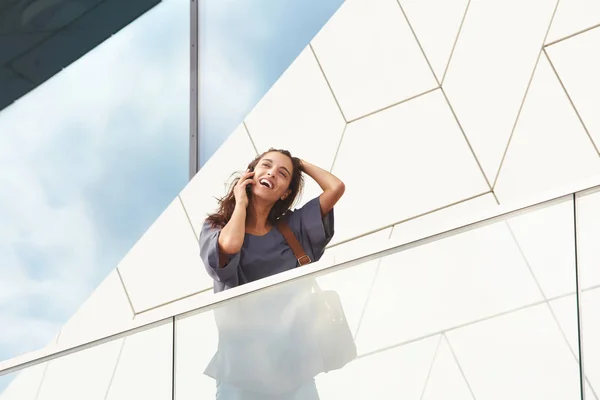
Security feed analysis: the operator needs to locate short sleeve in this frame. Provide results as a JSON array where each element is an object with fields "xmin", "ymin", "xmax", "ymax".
[
  {"xmin": 288, "ymin": 196, "xmax": 335, "ymax": 262},
  {"xmin": 199, "ymin": 220, "xmax": 241, "ymax": 284}
]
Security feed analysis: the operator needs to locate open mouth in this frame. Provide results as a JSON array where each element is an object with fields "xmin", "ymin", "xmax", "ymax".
[{"xmin": 259, "ymin": 178, "xmax": 274, "ymax": 189}]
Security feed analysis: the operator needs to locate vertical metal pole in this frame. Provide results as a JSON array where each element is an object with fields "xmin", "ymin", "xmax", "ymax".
[
  {"xmin": 189, "ymin": 0, "xmax": 199, "ymax": 180},
  {"xmin": 573, "ymin": 193, "xmax": 586, "ymax": 400},
  {"xmin": 171, "ymin": 316, "xmax": 177, "ymax": 400}
]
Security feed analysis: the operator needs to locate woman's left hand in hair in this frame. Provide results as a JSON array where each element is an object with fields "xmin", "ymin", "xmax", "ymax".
[{"xmin": 299, "ymin": 159, "xmax": 345, "ymax": 217}]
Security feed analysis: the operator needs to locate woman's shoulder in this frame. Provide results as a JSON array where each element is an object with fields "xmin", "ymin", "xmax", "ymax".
[{"xmin": 286, "ymin": 196, "xmax": 321, "ymax": 227}]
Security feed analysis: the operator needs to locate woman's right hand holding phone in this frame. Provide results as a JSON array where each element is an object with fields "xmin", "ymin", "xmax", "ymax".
[{"xmin": 234, "ymin": 170, "xmax": 254, "ymax": 208}]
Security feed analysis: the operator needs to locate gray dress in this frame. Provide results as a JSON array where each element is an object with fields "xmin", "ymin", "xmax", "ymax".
[
  {"xmin": 198, "ymin": 196, "xmax": 335, "ymax": 395},
  {"xmin": 199, "ymin": 196, "xmax": 334, "ymax": 293}
]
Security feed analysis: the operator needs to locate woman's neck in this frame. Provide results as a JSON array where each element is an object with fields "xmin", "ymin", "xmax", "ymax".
[{"xmin": 245, "ymin": 199, "xmax": 272, "ymax": 233}]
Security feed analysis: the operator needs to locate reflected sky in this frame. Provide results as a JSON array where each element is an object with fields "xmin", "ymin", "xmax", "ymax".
[{"xmin": 0, "ymin": 0, "xmax": 342, "ymax": 392}]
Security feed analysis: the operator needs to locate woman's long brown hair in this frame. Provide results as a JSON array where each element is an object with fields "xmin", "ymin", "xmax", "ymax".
[{"xmin": 206, "ymin": 148, "xmax": 304, "ymax": 228}]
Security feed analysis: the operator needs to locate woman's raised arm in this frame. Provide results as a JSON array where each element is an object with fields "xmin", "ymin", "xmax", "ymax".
[{"xmin": 300, "ymin": 159, "xmax": 345, "ymax": 217}]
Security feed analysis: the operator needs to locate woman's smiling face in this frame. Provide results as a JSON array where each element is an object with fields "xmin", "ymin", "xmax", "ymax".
[{"xmin": 251, "ymin": 151, "xmax": 294, "ymax": 202}]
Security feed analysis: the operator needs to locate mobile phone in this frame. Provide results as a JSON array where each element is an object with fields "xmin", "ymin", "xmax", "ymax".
[{"xmin": 246, "ymin": 166, "xmax": 254, "ymax": 196}]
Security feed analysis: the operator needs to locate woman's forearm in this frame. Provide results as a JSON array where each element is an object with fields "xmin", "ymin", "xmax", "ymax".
[{"xmin": 218, "ymin": 203, "xmax": 246, "ymax": 255}]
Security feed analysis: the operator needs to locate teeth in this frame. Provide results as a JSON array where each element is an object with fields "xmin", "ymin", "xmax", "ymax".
[{"xmin": 260, "ymin": 179, "xmax": 273, "ymax": 189}]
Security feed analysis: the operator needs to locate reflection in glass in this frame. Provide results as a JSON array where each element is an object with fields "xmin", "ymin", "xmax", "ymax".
[
  {"xmin": 175, "ymin": 195, "xmax": 584, "ymax": 399},
  {"xmin": 0, "ymin": 319, "xmax": 173, "ymax": 400},
  {"xmin": 177, "ymin": 277, "xmax": 356, "ymax": 399}
]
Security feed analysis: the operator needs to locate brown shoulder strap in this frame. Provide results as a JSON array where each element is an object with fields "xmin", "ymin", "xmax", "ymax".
[{"xmin": 276, "ymin": 216, "xmax": 312, "ymax": 266}]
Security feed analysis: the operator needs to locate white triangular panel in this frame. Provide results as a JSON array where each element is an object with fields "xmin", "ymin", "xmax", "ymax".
[
  {"xmin": 356, "ymin": 221, "xmax": 543, "ymax": 355},
  {"xmin": 546, "ymin": 0, "xmax": 600, "ymax": 44},
  {"xmin": 0, "ymin": 363, "xmax": 46, "ymax": 400},
  {"xmin": 37, "ymin": 340, "xmax": 122, "ymax": 400},
  {"xmin": 331, "ymin": 89, "xmax": 489, "ymax": 244},
  {"xmin": 105, "ymin": 322, "xmax": 173, "ymax": 400},
  {"xmin": 494, "ymin": 54, "xmax": 600, "ymax": 202},
  {"xmin": 315, "ymin": 335, "xmax": 440, "ymax": 399},
  {"xmin": 57, "ymin": 271, "xmax": 133, "ymax": 346},
  {"xmin": 506, "ymin": 198, "xmax": 576, "ymax": 298},
  {"xmin": 244, "ymin": 47, "xmax": 345, "ymax": 173},
  {"xmin": 547, "ymin": 26, "xmax": 600, "ymax": 153},
  {"xmin": 117, "ymin": 198, "xmax": 209, "ymax": 313},
  {"xmin": 311, "ymin": 0, "xmax": 437, "ymax": 120},
  {"xmin": 443, "ymin": 0, "xmax": 558, "ymax": 183},
  {"xmin": 179, "ymin": 124, "xmax": 257, "ymax": 239},
  {"xmin": 399, "ymin": 0, "xmax": 470, "ymax": 82},
  {"xmin": 446, "ymin": 304, "xmax": 580, "ymax": 399},
  {"xmin": 421, "ymin": 337, "xmax": 473, "ymax": 400}
]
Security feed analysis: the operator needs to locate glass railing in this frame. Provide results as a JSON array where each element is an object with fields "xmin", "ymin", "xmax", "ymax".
[{"xmin": 2, "ymin": 185, "xmax": 600, "ymax": 399}]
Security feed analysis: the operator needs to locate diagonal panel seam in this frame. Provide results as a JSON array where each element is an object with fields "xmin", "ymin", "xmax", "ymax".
[
  {"xmin": 545, "ymin": 22, "xmax": 600, "ymax": 48},
  {"xmin": 419, "ymin": 335, "xmax": 445, "ymax": 400},
  {"xmin": 441, "ymin": 0, "xmax": 473, "ymax": 86},
  {"xmin": 329, "ymin": 123, "xmax": 348, "ymax": 173},
  {"xmin": 352, "ymin": 228, "xmax": 394, "ymax": 340},
  {"xmin": 491, "ymin": 0, "xmax": 562, "ymax": 190},
  {"xmin": 443, "ymin": 333, "xmax": 477, "ymax": 400},
  {"xmin": 439, "ymin": 86, "xmax": 497, "ymax": 202},
  {"xmin": 116, "ymin": 267, "xmax": 137, "ymax": 316},
  {"xmin": 308, "ymin": 43, "xmax": 348, "ymax": 123},
  {"xmin": 102, "ymin": 338, "xmax": 126, "ymax": 400},
  {"xmin": 32, "ymin": 361, "xmax": 50, "ymax": 400},
  {"xmin": 543, "ymin": 48, "xmax": 600, "ymax": 158},
  {"xmin": 242, "ymin": 121, "xmax": 259, "ymax": 156},
  {"xmin": 352, "ymin": 257, "xmax": 384, "ymax": 340},
  {"xmin": 394, "ymin": 0, "xmax": 440, "ymax": 87},
  {"xmin": 347, "ymin": 87, "xmax": 439, "ymax": 124},
  {"xmin": 506, "ymin": 218, "xmax": 597, "ymax": 400}
]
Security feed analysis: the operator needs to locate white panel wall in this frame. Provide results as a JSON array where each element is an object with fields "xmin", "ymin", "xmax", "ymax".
[
  {"xmin": 546, "ymin": 0, "xmax": 600, "ymax": 44},
  {"xmin": 311, "ymin": 0, "xmax": 437, "ymax": 121},
  {"xmin": 446, "ymin": 304, "xmax": 580, "ymax": 399},
  {"xmin": 0, "ymin": 363, "xmax": 46, "ymax": 400},
  {"xmin": 36, "ymin": 340, "xmax": 123, "ymax": 400},
  {"xmin": 399, "ymin": 0, "xmax": 470, "ymax": 83},
  {"xmin": 57, "ymin": 271, "xmax": 134, "ymax": 346},
  {"xmin": 443, "ymin": 0, "xmax": 558, "ymax": 183},
  {"xmin": 244, "ymin": 47, "xmax": 345, "ymax": 171},
  {"xmin": 117, "ymin": 197, "xmax": 210, "ymax": 313},
  {"xmin": 331, "ymin": 90, "xmax": 490, "ymax": 244},
  {"xmin": 494, "ymin": 53, "xmax": 600, "ymax": 201},
  {"xmin": 546, "ymin": 26, "xmax": 600, "ymax": 151},
  {"xmin": 8, "ymin": 0, "xmax": 600, "ymax": 398},
  {"xmin": 105, "ymin": 322, "xmax": 173, "ymax": 400}
]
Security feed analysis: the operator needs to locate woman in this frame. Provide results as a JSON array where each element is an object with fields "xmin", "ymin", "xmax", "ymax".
[{"xmin": 199, "ymin": 148, "xmax": 345, "ymax": 400}]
